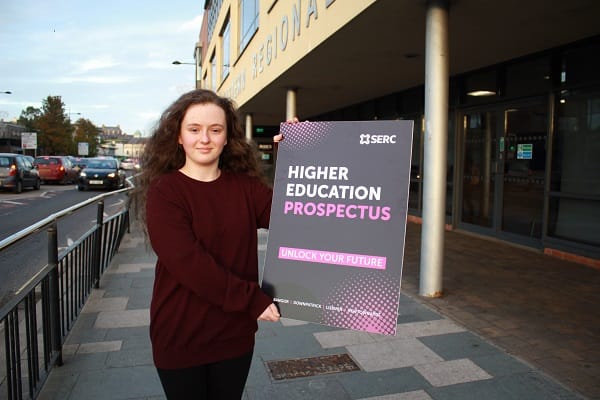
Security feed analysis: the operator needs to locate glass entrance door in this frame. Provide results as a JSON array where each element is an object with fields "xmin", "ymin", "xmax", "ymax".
[
  {"xmin": 500, "ymin": 104, "xmax": 547, "ymax": 239},
  {"xmin": 460, "ymin": 102, "xmax": 547, "ymax": 241},
  {"xmin": 461, "ymin": 111, "xmax": 497, "ymax": 228}
]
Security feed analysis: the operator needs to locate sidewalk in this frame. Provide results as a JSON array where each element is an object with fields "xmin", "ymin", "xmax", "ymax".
[{"xmin": 37, "ymin": 222, "xmax": 598, "ymax": 400}]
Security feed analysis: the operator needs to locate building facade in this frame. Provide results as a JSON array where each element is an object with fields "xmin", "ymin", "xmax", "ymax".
[
  {"xmin": 197, "ymin": 0, "xmax": 600, "ymax": 266},
  {"xmin": 97, "ymin": 125, "xmax": 147, "ymax": 159},
  {"xmin": 0, "ymin": 121, "xmax": 27, "ymax": 153}
]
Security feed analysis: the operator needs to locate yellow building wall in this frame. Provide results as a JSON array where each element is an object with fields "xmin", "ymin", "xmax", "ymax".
[{"xmin": 203, "ymin": 0, "xmax": 377, "ymax": 106}]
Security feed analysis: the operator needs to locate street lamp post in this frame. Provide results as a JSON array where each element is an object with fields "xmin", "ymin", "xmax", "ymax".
[
  {"xmin": 172, "ymin": 42, "xmax": 202, "ymax": 90},
  {"xmin": 172, "ymin": 61, "xmax": 198, "ymax": 90},
  {"xmin": 68, "ymin": 112, "xmax": 82, "ymax": 125}
]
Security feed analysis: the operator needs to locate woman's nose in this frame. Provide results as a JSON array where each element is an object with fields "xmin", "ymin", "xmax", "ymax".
[{"xmin": 199, "ymin": 130, "xmax": 210, "ymax": 142}]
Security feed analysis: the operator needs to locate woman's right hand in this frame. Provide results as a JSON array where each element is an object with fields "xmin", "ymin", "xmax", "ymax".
[
  {"xmin": 273, "ymin": 117, "xmax": 300, "ymax": 143},
  {"xmin": 258, "ymin": 303, "xmax": 281, "ymax": 322}
]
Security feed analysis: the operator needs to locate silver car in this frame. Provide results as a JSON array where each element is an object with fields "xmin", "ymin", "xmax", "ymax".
[{"xmin": 0, "ymin": 153, "xmax": 41, "ymax": 193}]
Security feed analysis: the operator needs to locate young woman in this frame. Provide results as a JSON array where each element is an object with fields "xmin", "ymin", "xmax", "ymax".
[{"xmin": 134, "ymin": 89, "xmax": 281, "ymax": 399}]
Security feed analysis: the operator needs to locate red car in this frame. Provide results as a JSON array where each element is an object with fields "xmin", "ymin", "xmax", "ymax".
[{"xmin": 34, "ymin": 156, "xmax": 78, "ymax": 184}]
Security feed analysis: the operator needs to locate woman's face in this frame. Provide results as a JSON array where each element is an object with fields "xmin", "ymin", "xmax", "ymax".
[{"xmin": 178, "ymin": 102, "xmax": 228, "ymax": 170}]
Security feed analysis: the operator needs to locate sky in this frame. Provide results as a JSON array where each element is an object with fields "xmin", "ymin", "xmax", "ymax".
[{"xmin": 0, "ymin": 0, "xmax": 203, "ymax": 136}]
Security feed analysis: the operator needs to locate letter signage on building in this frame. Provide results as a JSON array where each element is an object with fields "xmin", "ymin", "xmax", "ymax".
[{"xmin": 262, "ymin": 120, "xmax": 413, "ymax": 335}]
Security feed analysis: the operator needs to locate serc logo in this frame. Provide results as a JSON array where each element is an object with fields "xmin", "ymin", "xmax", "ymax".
[{"xmin": 359, "ymin": 134, "xmax": 397, "ymax": 145}]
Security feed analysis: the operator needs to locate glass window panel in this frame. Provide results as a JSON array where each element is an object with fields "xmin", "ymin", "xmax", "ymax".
[
  {"xmin": 207, "ymin": 0, "xmax": 224, "ymax": 42},
  {"xmin": 406, "ymin": 115, "xmax": 422, "ymax": 212},
  {"xmin": 501, "ymin": 105, "xmax": 547, "ymax": 238},
  {"xmin": 341, "ymin": 105, "xmax": 360, "ymax": 120},
  {"xmin": 446, "ymin": 115, "xmax": 455, "ymax": 217},
  {"xmin": 550, "ymin": 86, "xmax": 600, "ymax": 247},
  {"xmin": 561, "ymin": 41, "xmax": 600, "ymax": 86},
  {"xmin": 210, "ymin": 53, "xmax": 217, "ymax": 91},
  {"xmin": 222, "ymin": 18, "xmax": 231, "ymax": 81},
  {"xmin": 505, "ymin": 56, "xmax": 551, "ymax": 98},
  {"xmin": 399, "ymin": 87, "xmax": 424, "ymax": 114},
  {"xmin": 359, "ymin": 101, "xmax": 376, "ymax": 120},
  {"xmin": 552, "ymin": 87, "xmax": 600, "ymax": 196},
  {"xmin": 462, "ymin": 111, "xmax": 496, "ymax": 227},
  {"xmin": 240, "ymin": 0, "xmax": 259, "ymax": 53},
  {"xmin": 548, "ymin": 197, "xmax": 600, "ymax": 246},
  {"xmin": 376, "ymin": 94, "xmax": 398, "ymax": 119}
]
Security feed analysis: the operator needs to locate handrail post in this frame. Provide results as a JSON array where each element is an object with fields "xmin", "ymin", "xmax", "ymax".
[
  {"xmin": 126, "ymin": 193, "xmax": 131, "ymax": 234},
  {"xmin": 47, "ymin": 224, "xmax": 63, "ymax": 366},
  {"xmin": 93, "ymin": 200, "xmax": 104, "ymax": 289}
]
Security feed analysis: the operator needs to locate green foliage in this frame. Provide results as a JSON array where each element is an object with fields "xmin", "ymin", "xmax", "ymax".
[
  {"xmin": 73, "ymin": 118, "xmax": 100, "ymax": 156},
  {"xmin": 17, "ymin": 95, "xmax": 99, "ymax": 156},
  {"xmin": 36, "ymin": 96, "xmax": 73, "ymax": 154},
  {"xmin": 18, "ymin": 106, "xmax": 42, "ymax": 131}
]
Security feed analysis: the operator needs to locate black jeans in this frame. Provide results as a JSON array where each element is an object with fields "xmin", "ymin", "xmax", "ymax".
[{"xmin": 156, "ymin": 351, "xmax": 253, "ymax": 400}]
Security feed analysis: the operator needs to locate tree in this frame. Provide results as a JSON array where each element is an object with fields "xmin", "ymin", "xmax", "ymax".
[
  {"xmin": 36, "ymin": 96, "xmax": 74, "ymax": 155},
  {"xmin": 73, "ymin": 118, "xmax": 100, "ymax": 156},
  {"xmin": 18, "ymin": 106, "xmax": 42, "ymax": 131}
]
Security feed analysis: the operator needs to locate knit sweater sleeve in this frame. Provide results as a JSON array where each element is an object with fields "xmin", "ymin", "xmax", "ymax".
[
  {"xmin": 146, "ymin": 175, "xmax": 272, "ymax": 319},
  {"xmin": 253, "ymin": 177, "xmax": 272, "ymax": 230}
]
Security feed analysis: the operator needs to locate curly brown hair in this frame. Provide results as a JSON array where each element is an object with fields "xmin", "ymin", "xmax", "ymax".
[{"xmin": 132, "ymin": 89, "xmax": 265, "ymax": 231}]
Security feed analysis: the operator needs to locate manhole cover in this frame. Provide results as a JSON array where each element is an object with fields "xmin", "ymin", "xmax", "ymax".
[{"xmin": 265, "ymin": 353, "xmax": 361, "ymax": 380}]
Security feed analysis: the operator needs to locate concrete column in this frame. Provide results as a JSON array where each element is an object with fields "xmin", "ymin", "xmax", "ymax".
[
  {"xmin": 245, "ymin": 114, "xmax": 253, "ymax": 141},
  {"xmin": 286, "ymin": 88, "xmax": 297, "ymax": 120},
  {"xmin": 275, "ymin": 88, "xmax": 297, "ymax": 171},
  {"xmin": 419, "ymin": 0, "xmax": 449, "ymax": 298}
]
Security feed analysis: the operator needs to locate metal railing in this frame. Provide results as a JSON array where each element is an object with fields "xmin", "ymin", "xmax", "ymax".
[{"xmin": 0, "ymin": 184, "xmax": 133, "ymax": 399}]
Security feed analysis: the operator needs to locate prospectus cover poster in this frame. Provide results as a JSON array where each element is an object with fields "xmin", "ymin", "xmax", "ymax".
[{"xmin": 262, "ymin": 120, "xmax": 413, "ymax": 335}]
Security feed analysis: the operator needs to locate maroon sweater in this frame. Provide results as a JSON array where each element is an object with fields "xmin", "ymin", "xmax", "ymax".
[{"xmin": 146, "ymin": 170, "xmax": 273, "ymax": 369}]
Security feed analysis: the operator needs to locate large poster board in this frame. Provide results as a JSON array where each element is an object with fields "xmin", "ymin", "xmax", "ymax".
[{"xmin": 262, "ymin": 120, "xmax": 413, "ymax": 335}]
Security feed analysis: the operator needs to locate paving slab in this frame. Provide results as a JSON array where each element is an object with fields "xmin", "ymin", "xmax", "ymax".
[{"xmin": 34, "ymin": 222, "xmax": 594, "ymax": 400}]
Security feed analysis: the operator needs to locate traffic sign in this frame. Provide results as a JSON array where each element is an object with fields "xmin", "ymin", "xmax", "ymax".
[{"xmin": 21, "ymin": 132, "xmax": 37, "ymax": 149}]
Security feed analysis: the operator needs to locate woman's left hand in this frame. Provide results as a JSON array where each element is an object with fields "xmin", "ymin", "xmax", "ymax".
[{"xmin": 258, "ymin": 303, "xmax": 281, "ymax": 322}]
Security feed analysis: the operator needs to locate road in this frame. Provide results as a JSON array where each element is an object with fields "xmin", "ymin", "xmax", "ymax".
[
  {"xmin": 0, "ymin": 184, "xmax": 130, "ymax": 309},
  {"xmin": 1, "ymin": 185, "xmax": 91, "ymax": 240}
]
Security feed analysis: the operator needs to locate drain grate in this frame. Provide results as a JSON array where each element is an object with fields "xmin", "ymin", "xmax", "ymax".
[{"xmin": 265, "ymin": 353, "xmax": 361, "ymax": 380}]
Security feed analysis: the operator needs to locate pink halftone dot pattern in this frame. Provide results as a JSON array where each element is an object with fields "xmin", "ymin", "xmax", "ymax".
[
  {"xmin": 280, "ymin": 121, "xmax": 334, "ymax": 150},
  {"xmin": 322, "ymin": 272, "xmax": 400, "ymax": 335}
]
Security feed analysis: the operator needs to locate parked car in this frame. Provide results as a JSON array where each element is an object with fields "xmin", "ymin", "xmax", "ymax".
[
  {"xmin": 34, "ymin": 155, "xmax": 78, "ymax": 184},
  {"xmin": 77, "ymin": 157, "xmax": 126, "ymax": 191},
  {"xmin": 119, "ymin": 158, "xmax": 140, "ymax": 171},
  {"xmin": 0, "ymin": 153, "xmax": 41, "ymax": 193}
]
